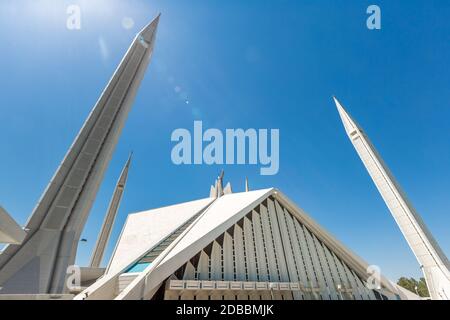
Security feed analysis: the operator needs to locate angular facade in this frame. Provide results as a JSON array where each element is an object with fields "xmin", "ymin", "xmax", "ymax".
[{"xmin": 76, "ymin": 188, "xmax": 415, "ymax": 300}]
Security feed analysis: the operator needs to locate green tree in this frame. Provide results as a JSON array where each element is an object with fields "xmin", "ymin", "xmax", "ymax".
[{"xmin": 397, "ymin": 277, "xmax": 429, "ymax": 297}]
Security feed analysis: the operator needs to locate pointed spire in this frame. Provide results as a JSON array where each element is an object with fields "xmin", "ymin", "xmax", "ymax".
[
  {"xmin": 138, "ymin": 13, "xmax": 161, "ymax": 46},
  {"xmin": 89, "ymin": 153, "xmax": 133, "ymax": 268},
  {"xmin": 0, "ymin": 14, "xmax": 160, "ymax": 294},
  {"xmin": 334, "ymin": 98, "xmax": 450, "ymax": 300},
  {"xmin": 333, "ymin": 96, "xmax": 361, "ymax": 136},
  {"xmin": 217, "ymin": 170, "xmax": 224, "ymax": 197},
  {"xmin": 209, "ymin": 185, "xmax": 217, "ymax": 198},
  {"xmin": 210, "ymin": 170, "xmax": 231, "ymax": 198},
  {"xmin": 223, "ymin": 182, "xmax": 233, "ymax": 195},
  {"xmin": 118, "ymin": 152, "xmax": 133, "ymax": 188}
]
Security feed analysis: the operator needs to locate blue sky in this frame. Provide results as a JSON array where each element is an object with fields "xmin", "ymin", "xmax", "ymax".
[{"xmin": 0, "ymin": 0, "xmax": 449, "ymax": 282}]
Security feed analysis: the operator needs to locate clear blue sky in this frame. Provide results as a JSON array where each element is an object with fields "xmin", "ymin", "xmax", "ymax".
[{"xmin": 0, "ymin": 0, "xmax": 449, "ymax": 282}]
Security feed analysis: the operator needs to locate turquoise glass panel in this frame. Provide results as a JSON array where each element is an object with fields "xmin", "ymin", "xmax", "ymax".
[{"xmin": 126, "ymin": 262, "xmax": 151, "ymax": 273}]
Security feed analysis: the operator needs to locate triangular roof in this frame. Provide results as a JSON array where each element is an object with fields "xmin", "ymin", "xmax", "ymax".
[
  {"xmin": 107, "ymin": 197, "xmax": 214, "ymax": 274},
  {"xmin": 160, "ymin": 188, "xmax": 273, "ymax": 265},
  {"xmin": 114, "ymin": 188, "xmax": 396, "ymax": 299}
]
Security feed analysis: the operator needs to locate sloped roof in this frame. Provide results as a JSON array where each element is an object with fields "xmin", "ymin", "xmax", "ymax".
[
  {"xmin": 116, "ymin": 188, "xmax": 273, "ymax": 299},
  {"xmin": 107, "ymin": 197, "xmax": 214, "ymax": 273},
  {"xmin": 79, "ymin": 187, "xmax": 401, "ymax": 300},
  {"xmin": 116, "ymin": 188, "xmax": 398, "ymax": 299},
  {"xmin": 160, "ymin": 188, "xmax": 273, "ymax": 265}
]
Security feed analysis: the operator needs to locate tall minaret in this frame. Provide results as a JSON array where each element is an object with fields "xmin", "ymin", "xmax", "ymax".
[
  {"xmin": 333, "ymin": 97, "xmax": 450, "ymax": 300},
  {"xmin": 89, "ymin": 153, "xmax": 132, "ymax": 268},
  {"xmin": 0, "ymin": 15, "xmax": 160, "ymax": 294}
]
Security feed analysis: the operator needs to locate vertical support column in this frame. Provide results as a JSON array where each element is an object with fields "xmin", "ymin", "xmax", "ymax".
[
  {"xmin": 293, "ymin": 219, "xmax": 318, "ymax": 299},
  {"xmin": 197, "ymin": 251, "xmax": 209, "ymax": 280},
  {"xmin": 210, "ymin": 241, "xmax": 222, "ymax": 280},
  {"xmin": 251, "ymin": 210, "xmax": 269, "ymax": 281},
  {"xmin": 243, "ymin": 217, "xmax": 257, "ymax": 281},
  {"xmin": 311, "ymin": 234, "xmax": 337, "ymax": 299},
  {"xmin": 259, "ymin": 204, "xmax": 280, "ymax": 282},
  {"xmin": 233, "ymin": 224, "xmax": 246, "ymax": 281},
  {"xmin": 183, "ymin": 262, "xmax": 195, "ymax": 280},
  {"xmin": 267, "ymin": 199, "xmax": 290, "ymax": 282},
  {"xmin": 284, "ymin": 209, "xmax": 309, "ymax": 289},
  {"xmin": 223, "ymin": 232, "xmax": 234, "ymax": 281},
  {"xmin": 303, "ymin": 225, "xmax": 328, "ymax": 299}
]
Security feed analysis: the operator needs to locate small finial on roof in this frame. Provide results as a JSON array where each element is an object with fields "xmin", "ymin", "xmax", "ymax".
[
  {"xmin": 217, "ymin": 171, "xmax": 224, "ymax": 197},
  {"xmin": 209, "ymin": 170, "xmax": 233, "ymax": 198}
]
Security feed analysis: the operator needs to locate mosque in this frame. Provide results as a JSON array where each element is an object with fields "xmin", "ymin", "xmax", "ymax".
[{"xmin": 0, "ymin": 15, "xmax": 448, "ymax": 300}]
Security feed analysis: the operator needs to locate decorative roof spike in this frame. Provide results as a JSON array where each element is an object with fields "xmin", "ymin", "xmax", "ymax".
[
  {"xmin": 210, "ymin": 170, "xmax": 233, "ymax": 198},
  {"xmin": 209, "ymin": 185, "xmax": 217, "ymax": 198},
  {"xmin": 223, "ymin": 182, "xmax": 233, "ymax": 195}
]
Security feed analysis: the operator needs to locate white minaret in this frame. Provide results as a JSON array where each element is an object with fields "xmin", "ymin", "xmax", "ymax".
[
  {"xmin": 0, "ymin": 15, "xmax": 160, "ymax": 294},
  {"xmin": 333, "ymin": 97, "xmax": 450, "ymax": 300},
  {"xmin": 89, "ymin": 153, "xmax": 132, "ymax": 268}
]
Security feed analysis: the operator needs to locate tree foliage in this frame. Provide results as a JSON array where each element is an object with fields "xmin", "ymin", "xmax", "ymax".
[{"xmin": 397, "ymin": 277, "xmax": 429, "ymax": 297}]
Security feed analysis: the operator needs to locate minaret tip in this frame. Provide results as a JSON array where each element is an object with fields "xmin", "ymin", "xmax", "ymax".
[
  {"xmin": 138, "ymin": 14, "xmax": 161, "ymax": 44},
  {"xmin": 124, "ymin": 152, "xmax": 133, "ymax": 170},
  {"xmin": 332, "ymin": 95, "xmax": 344, "ymax": 110},
  {"xmin": 332, "ymin": 95, "xmax": 339, "ymax": 105},
  {"xmin": 332, "ymin": 96, "xmax": 358, "ymax": 134}
]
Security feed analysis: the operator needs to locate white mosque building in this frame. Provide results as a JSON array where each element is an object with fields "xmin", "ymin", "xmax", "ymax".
[
  {"xmin": 0, "ymin": 14, "xmax": 447, "ymax": 300},
  {"xmin": 74, "ymin": 177, "xmax": 417, "ymax": 300}
]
